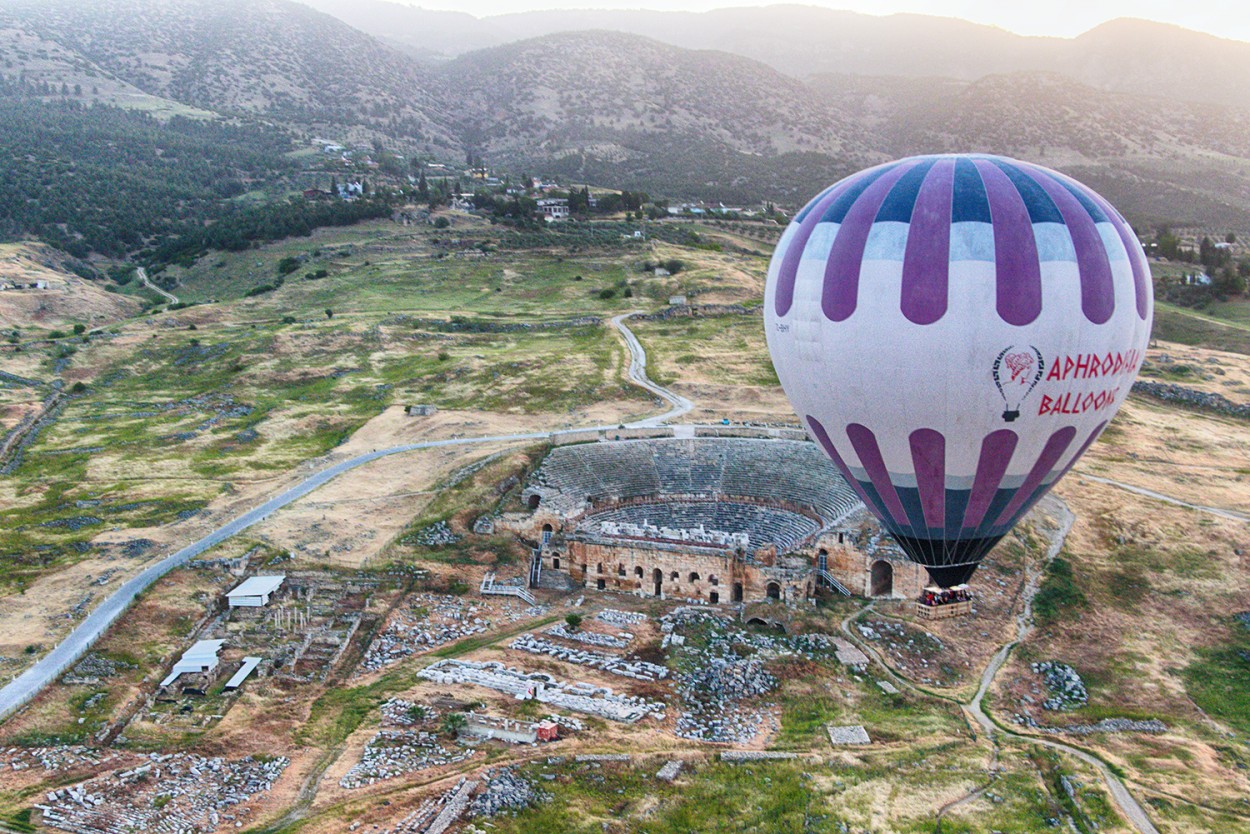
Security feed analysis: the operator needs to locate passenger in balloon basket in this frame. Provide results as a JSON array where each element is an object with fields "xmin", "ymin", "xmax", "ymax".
[{"xmin": 920, "ymin": 586, "xmax": 972, "ymax": 607}]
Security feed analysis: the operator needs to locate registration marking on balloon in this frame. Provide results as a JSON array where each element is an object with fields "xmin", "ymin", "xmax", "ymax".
[{"xmin": 764, "ymin": 153, "xmax": 1154, "ymax": 588}]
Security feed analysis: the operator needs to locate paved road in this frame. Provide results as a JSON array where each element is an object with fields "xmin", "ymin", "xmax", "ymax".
[
  {"xmin": 0, "ymin": 314, "xmax": 693, "ymax": 720},
  {"xmin": 137, "ymin": 266, "xmax": 179, "ymax": 305}
]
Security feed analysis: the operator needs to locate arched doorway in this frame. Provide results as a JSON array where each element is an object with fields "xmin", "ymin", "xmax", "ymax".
[
  {"xmin": 597, "ymin": 578, "xmax": 606, "ymax": 590},
  {"xmin": 634, "ymin": 566, "xmax": 644, "ymax": 578},
  {"xmin": 541, "ymin": 523, "xmax": 553, "ymax": 545},
  {"xmin": 653, "ymin": 568, "xmax": 663, "ymax": 597},
  {"xmin": 766, "ymin": 581, "xmax": 781, "ymax": 601},
  {"xmin": 551, "ymin": 555, "xmax": 560, "ymax": 570},
  {"xmin": 871, "ymin": 560, "xmax": 894, "ymax": 597},
  {"xmin": 732, "ymin": 582, "xmax": 744, "ymax": 603},
  {"xmin": 528, "ymin": 494, "xmax": 541, "ymax": 510},
  {"xmin": 709, "ymin": 591, "xmax": 719, "ymax": 604}
]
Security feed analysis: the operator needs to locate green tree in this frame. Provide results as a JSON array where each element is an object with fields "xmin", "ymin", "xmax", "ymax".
[
  {"xmin": 564, "ymin": 613, "xmax": 583, "ymax": 632},
  {"xmin": 324, "ymin": 308, "xmax": 334, "ymax": 319},
  {"xmin": 440, "ymin": 712, "xmax": 467, "ymax": 738}
]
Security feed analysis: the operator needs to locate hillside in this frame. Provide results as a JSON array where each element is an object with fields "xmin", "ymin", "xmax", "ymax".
[
  {"xmin": 0, "ymin": 0, "xmax": 457, "ymax": 147},
  {"xmin": 811, "ymin": 71, "xmax": 1250, "ymax": 227},
  {"xmin": 303, "ymin": 2, "xmax": 1250, "ymax": 112},
  {"xmin": 440, "ymin": 30, "xmax": 868, "ymax": 184}
]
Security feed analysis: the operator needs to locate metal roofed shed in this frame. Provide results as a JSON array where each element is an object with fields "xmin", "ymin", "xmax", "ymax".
[
  {"xmin": 224, "ymin": 657, "xmax": 263, "ymax": 691},
  {"xmin": 161, "ymin": 639, "xmax": 225, "ymax": 687},
  {"xmin": 226, "ymin": 575, "xmax": 286, "ymax": 608}
]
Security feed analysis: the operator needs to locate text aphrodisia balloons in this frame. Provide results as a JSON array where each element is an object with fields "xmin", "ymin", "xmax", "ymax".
[{"xmin": 764, "ymin": 154, "xmax": 1153, "ymax": 588}]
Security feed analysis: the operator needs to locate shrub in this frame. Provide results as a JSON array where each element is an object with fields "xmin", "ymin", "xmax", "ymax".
[
  {"xmin": 1033, "ymin": 557, "xmax": 1087, "ymax": 626},
  {"xmin": 277, "ymin": 256, "xmax": 301, "ymax": 275}
]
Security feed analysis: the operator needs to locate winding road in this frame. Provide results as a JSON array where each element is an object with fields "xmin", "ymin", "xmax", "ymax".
[
  {"xmin": 844, "ymin": 499, "xmax": 1161, "ymax": 834},
  {"xmin": 0, "ymin": 314, "xmax": 684, "ymax": 720},
  {"xmin": 0, "ymin": 305, "xmax": 1235, "ymax": 833},
  {"xmin": 137, "ymin": 266, "xmax": 179, "ymax": 305},
  {"xmin": 612, "ymin": 312, "xmax": 694, "ymax": 426}
]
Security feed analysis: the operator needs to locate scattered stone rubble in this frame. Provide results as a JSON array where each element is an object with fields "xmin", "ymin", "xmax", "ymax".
[
  {"xmin": 340, "ymin": 730, "xmax": 474, "ymax": 788},
  {"xmin": 1048, "ymin": 718, "xmax": 1168, "ymax": 736},
  {"xmin": 381, "ymin": 778, "xmax": 478, "ymax": 834},
  {"xmin": 408, "ymin": 522, "xmax": 461, "ymax": 546},
  {"xmin": 2, "ymin": 746, "xmax": 117, "ymax": 773},
  {"xmin": 381, "ymin": 697, "xmax": 431, "ymax": 726},
  {"xmin": 510, "ymin": 633, "xmax": 668, "ymax": 681},
  {"xmin": 721, "ymin": 751, "xmax": 798, "ymax": 762},
  {"xmin": 470, "ymin": 767, "xmax": 542, "ymax": 817},
  {"xmin": 1133, "ymin": 381, "xmax": 1250, "ymax": 420},
  {"xmin": 64, "ymin": 653, "xmax": 135, "ymax": 684},
  {"xmin": 36, "ymin": 753, "xmax": 288, "ymax": 834},
  {"xmin": 596, "ymin": 609, "xmax": 647, "ymax": 627},
  {"xmin": 418, "ymin": 659, "xmax": 664, "ymax": 723},
  {"xmin": 665, "ymin": 615, "xmax": 847, "ymax": 744},
  {"xmin": 360, "ymin": 595, "xmax": 494, "ymax": 673},
  {"xmin": 546, "ymin": 622, "xmax": 633, "ymax": 649},
  {"xmin": 1032, "ymin": 661, "xmax": 1088, "ymax": 710}
]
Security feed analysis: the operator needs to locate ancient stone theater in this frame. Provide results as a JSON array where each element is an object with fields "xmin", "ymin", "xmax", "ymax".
[{"xmin": 510, "ymin": 436, "xmax": 927, "ymax": 605}]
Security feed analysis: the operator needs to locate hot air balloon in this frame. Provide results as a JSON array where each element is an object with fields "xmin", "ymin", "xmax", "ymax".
[{"xmin": 764, "ymin": 154, "xmax": 1152, "ymax": 589}]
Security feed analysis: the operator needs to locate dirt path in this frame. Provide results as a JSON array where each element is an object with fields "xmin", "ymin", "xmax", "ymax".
[
  {"xmin": 136, "ymin": 266, "xmax": 179, "ymax": 305},
  {"xmin": 1075, "ymin": 471, "xmax": 1250, "ymax": 523},
  {"xmin": 841, "ymin": 498, "xmax": 1160, "ymax": 834},
  {"xmin": 612, "ymin": 312, "xmax": 694, "ymax": 427}
]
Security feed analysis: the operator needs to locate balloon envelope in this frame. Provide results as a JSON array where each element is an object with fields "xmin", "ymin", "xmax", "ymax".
[{"xmin": 764, "ymin": 154, "xmax": 1152, "ymax": 587}]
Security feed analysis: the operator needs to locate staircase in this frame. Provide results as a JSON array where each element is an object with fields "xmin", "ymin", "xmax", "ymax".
[
  {"xmin": 480, "ymin": 571, "xmax": 537, "ymax": 606},
  {"xmin": 815, "ymin": 569, "xmax": 851, "ymax": 596},
  {"xmin": 529, "ymin": 549, "xmax": 543, "ymax": 588}
]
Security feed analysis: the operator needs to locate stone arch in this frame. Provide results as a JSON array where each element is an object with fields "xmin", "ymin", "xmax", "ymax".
[
  {"xmin": 670, "ymin": 571, "xmax": 679, "ymax": 581},
  {"xmin": 709, "ymin": 574, "xmax": 719, "ymax": 586},
  {"xmin": 617, "ymin": 564, "xmax": 626, "ymax": 577},
  {"xmin": 709, "ymin": 591, "xmax": 719, "ymax": 604},
  {"xmin": 766, "ymin": 581, "xmax": 782, "ymax": 601},
  {"xmin": 653, "ymin": 568, "xmax": 663, "ymax": 597},
  {"xmin": 688, "ymin": 571, "xmax": 700, "ymax": 582},
  {"xmin": 597, "ymin": 578, "xmax": 606, "ymax": 590},
  {"xmin": 597, "ymin": 562, "xmax": 604, "ymax": 574},
  {"xmin": 528, "ymin": 494, "xmax": 541, "ymax": 510},
  {"xmin": 871, "ymin": 560, "xmax": 894, "ymax": 597},
  {"xmin": 634, "ymin": 566, "xmax": 644, "ymax": 578},
  {"xmin": 541, "ymin": 523, "xmax": 553, "ymax": 545}
]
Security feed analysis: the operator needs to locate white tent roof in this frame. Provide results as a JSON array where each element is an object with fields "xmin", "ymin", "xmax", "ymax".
[{"xmin": 226, "ymin": 575, "xmax": 285, "ymax": 599}]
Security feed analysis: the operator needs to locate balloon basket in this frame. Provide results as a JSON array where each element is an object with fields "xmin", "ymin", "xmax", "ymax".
[{"xmin": 916, "ymin": 599, "xmax": 972, "ymax": 620}]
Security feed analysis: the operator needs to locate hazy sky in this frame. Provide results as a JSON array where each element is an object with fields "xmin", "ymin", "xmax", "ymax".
[{"xmin": 410, "ymin": 0, "xmax": 1249, "ymax": 41}]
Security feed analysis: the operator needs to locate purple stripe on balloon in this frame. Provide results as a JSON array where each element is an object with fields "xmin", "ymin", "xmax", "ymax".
[
  {"xmin": 1051, "ymin": 420, "xmax": 1107, "ymax": 483},
  {"xmin": 909, "ymin": 428, "xmax": 946, "ymax": 529},
  {"xmin": 961, "ymin": 429, "xmax": 1019, "ymax": 529},
  {"xmin": 1021, "ymin": 165, "xmax": 1115, "ymax": 324},
  {"xmin": 806, "ymin": 415, "xmax": 878, "ymax": 511},
  {"xmin": 1061, "ymin": 174, "xmax": 1150, "ymax": 320},
  {"xmin": 822, "ymin": 162, "xmax": 919, "ymax": 322},
  {"xmin": 901, "ymin": 158, "xmax": 955, "ymax": 325},
  {"xmin": 972, "ymin": 159, "xmax": 1042, "ymax": 326},
  {"xmin": 1001, "ymin": 421, "xmax": 1107, "ymax": 526},
  {"xmin": 846, "ymin": 422, "xmax": 909, "ymax": 525},
  {"xmin": 992, "ymin": 426, "xmax": 1078, "ymax": 527},
  {"xmin": 773, "ymin": 177, "xmax": 859, "ymax": 318}
]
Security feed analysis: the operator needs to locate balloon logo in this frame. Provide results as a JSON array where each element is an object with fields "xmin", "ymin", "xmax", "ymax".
[
  {"xmin": 765, "ymin": 154, "xmax": 1152, "ymax": 588},
  {"xmin": 992, "ymin": 345, "xmax": 1044, "ymax": 422}
]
